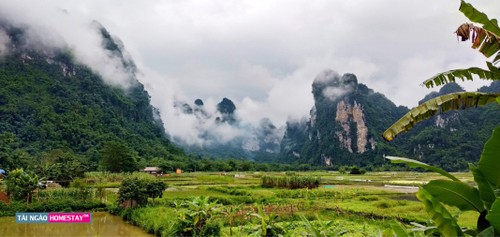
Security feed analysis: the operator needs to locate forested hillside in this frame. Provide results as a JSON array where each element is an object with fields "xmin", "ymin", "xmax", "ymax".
[
  {"xmin": 279, "ymin": 70, "xmax": 500, "ymax": 171},
  {"xmin": 0, "ymin": 21, "xmax": 183, "ymax": 172}
]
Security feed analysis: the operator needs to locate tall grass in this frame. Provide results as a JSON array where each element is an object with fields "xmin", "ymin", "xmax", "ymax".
[
  {"xmin": 261, "ymin": 175, "xmax": 321, "ymax": 189},
  {"xmin": 84, "ymin": 171, "xmax": 155, "ymax": 185},
  {"xmin": 34, "ymin": 188, "xmax": 96, "ymax": 202}
]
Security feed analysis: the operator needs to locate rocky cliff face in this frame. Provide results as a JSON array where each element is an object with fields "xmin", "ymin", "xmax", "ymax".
[
  {"xmin": 334, "ymin": 99, "xmax": 375, "ymax": 154},
  {"xmin": 280, "ymin": 70, "xmax": 404, "ymax": 166}
]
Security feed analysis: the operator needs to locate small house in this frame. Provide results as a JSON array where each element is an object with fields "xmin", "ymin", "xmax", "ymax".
[
  {"xmin": 143, "ymin": 167, "xmax": 161, "ymax": 175},
  {"xmin": 175, "ymin": 168, "xmax": 182, "ymax": 175}
]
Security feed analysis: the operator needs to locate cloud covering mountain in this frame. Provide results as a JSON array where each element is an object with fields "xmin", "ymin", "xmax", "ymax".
[{"xmin": 0, "ymin": 0, "xmax": 498, "ymax": 149}]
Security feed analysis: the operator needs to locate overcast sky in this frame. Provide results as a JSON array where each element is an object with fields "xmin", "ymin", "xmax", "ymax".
[{"xmin": 1, "ymin": 0, "xmax": 498, "ymax": 138}]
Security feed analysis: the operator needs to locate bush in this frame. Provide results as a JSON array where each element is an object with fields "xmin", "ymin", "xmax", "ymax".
[
  {"xmin": 349, "ymin": 166, "xmax": 366, "ymax": 175},
  {"xmin": 118, "ymin": 177, "xmax": 167, "ymax": 208},
  {"xmin": 173, "ymin": 196, "xmax": 222, "ymax": 236}
]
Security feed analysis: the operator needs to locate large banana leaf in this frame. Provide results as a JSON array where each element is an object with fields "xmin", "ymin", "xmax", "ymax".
[
  {"xmin": 469, "ymin": 164, "xmax": 496, "ymax": 210},
  {"xmin": 486, "ymin": 198, "xmax": 500, "ymax": 234},
  {"xmin": 416, "ymin": 188, "xmax": 464, "ymax": 237},
  {"xmin": 459, "ymin": 0, "xmax": 500, "ymax": 37},
  {"xmin": 389, "ymin": 221, "xmax": 412, "ymax": 237},
  {"xmin": 385, "ymin": 156, "xmax": 459, "ymax": 181},
  {"xmin": 477, "ymin": 226, "xmax": 496, "ymax": 237},
  {"xmin": 423, "ymin": 66, "xmax": 500, "ymax": 88},
  {"xmin": 477, "ymin": 127, "xmax": 500, "ymax": 187},
  {"xmin": 459, "ymin": 0, "xmax": 500, "ymax": 62},
  {"xmin": 383, "ymin": 92, "xmax": 500, "ymax": 141},
  {"xmin": 422, "ymin": 180, "xmax": 484, "ymax": 212}
]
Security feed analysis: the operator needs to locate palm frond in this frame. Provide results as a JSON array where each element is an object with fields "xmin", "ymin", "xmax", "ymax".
[
  {"xmin": 383, "ymin": 92, "xmax": 500, "ymax": 141},
  {"xmin": 423, "ymin": 66, "xmax": 500, "ymax": 88}
]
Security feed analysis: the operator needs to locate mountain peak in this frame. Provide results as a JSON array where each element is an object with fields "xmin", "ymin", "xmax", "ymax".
[
  {"xmin": 217, "ymin": 97, "xmax": 236, "ymax": 114},
  {"xmin": 194, "ymin": 99, "xmax": 204, "ymax": 106},
  {"xmin": 312, "ymin": 70, "xmax": 358, "ymax": 102}
]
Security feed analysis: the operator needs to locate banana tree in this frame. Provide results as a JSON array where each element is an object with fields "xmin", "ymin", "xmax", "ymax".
[
  {"xmin": 422, "ymin": 0, "xmax": 499, "ymax": 89},
  {"xmin": 5, "ymin": 168, "xmax": 39, "ymax": 204},
  {"xmin": 383, "ymin": 1, "xmax": 500, "ymax": 236},
  {"xmin": 385, "ymin": 126, "xmax": 500, "ymax": 236}
]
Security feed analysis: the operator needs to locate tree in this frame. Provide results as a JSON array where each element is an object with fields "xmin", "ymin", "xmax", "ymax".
[
  {"xmin": 117, "ymin": 177, "xmax": 148, "ymax": 208},
  {"xmin": 5, "ymin": 168, "xmax": 39, "ymax": 204},
  {"xmin": 0, "ymin": 132, "xmax": 16, "ymax": 170},
  {"xmin": 100, "ymin": 141, "xmax": 138, "ymax": 173},
  {"xmin": 39, "ymin": 149, "xmax": 85, "ymax": 187},
  {"xmin": 384, "ymin": 1, "xmax": 500, "ymax": 236},
  {"xmin": 118, "ymin": 177, "xmax": 167, "ymax": 207},
  {"xmin": 145, "ymin": 180, "xmax": 167, "ymax": 205}
]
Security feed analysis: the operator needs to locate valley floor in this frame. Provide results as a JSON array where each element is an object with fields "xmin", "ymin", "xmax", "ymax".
[{"xmin": 105, "ymin": 171, "xmax": 476, "ymax": 236}]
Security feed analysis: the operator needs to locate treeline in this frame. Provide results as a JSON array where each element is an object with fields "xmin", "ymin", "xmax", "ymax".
[{"xmin": 144, "ymin": 156, "xmax": 412, "ymax": 173}]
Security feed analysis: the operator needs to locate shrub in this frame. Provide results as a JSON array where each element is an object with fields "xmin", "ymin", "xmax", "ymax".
[
  {"xmin": 349, "ymin": 166, "xmax": 366, "ymax": 175},
  {"xmin": 118, "ymin": 177, "xmax": 167, "ymax": 208},
  {"xmin": 173, "ymin": 196, "xmax": 221, "ymax": 236}
]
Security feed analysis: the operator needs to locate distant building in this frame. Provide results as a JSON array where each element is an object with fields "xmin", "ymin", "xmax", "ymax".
[
  {"xmin": 175, "ymin": 168, "xmax": 182, "ymax": 175},
  {"xmin": 0, "ymin": 169, "xmax": 6, "ymax": 178},
  {"xmin": 143, "ymin": 167, "xmax": 161, "ymax": 175}
]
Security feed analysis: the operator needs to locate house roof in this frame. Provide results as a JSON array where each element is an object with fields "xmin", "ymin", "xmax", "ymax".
[{"xmin": 143, "ymin": 167, "xmax": 160, "ymax": 172}]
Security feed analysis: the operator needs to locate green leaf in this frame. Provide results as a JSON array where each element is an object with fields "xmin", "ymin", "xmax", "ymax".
[
  {"xmin": 383, "ymin": 92, "xmax": 500, "ymax": 141},
  {"xmin": 423, "ymin": 180, "xmax": 484, "ymax": 212},
  {"xmin": 477, "ymin": 226, "xmax": 495, "ymax": 237},
  {"xmin": 416, "ymin": 188, "xmax": 464, "ymax": 237},
  {"xmin": 469, "ymin": 164, "xmax": 495, "ymax": 210},
  {"xmin": 385, "ymin": 156, "xmax": 459, "ymax": 181},
  {"xmin": 390, "ymin": 221, "xmax": 411, "ymax": 237},
  {"xmin": 423, "ymin": 67, "xmax": 500, "ymax": 88},
  {"xmin": 459, "ymin": 0, "xmax": 500, "ymax": 37},
  {"xmin": 478, "ymin": 127, "xmax": 500, "ymax": 187},
  {"xmin": 299, "ymin": 215, "xmax": 322, "ymax": 237},
  {"xmin": 486, "ymin": 198, "xmax": 500, "ymax": 234}
]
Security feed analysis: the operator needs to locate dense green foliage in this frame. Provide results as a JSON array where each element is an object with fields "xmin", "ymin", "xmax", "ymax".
[
  {"xmin": 37, "ymin": 149, "xmax": 85, "ymax": 187},
  {"xmin": 117, "ymin": 177, "xmax": 167, "ymax": 207},
  {"xmin": 100, "ymin": 141, "xmax": 139, "ymax": 173},
  {"xmin": 173, "ymin": 196, "xmax": 222, "ymax": 236},
  {"xmin": 4, "ymin": 168, "xmax": 38, "ymax": 204},
  {"xmin": 261, "ymin": 175, "xmax": 320, "ymax": 189},
  {"xmin": 0, "ymin": 200, "xmax": 106, "ymax": 217}
]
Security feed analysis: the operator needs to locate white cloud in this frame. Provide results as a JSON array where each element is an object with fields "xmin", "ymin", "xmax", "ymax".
[
  {"xmin": 0, "ymin": 0, "xmax": 498, "ymax": 144},
  {"xmin": 0, "ymin": 28, "xmax": 10, "ymax": 57}
]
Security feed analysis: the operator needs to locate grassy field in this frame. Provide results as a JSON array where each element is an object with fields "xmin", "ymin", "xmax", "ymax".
[{"xmin": 91, "ymin": 170, "xmax": 476, "ymax": 236}]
